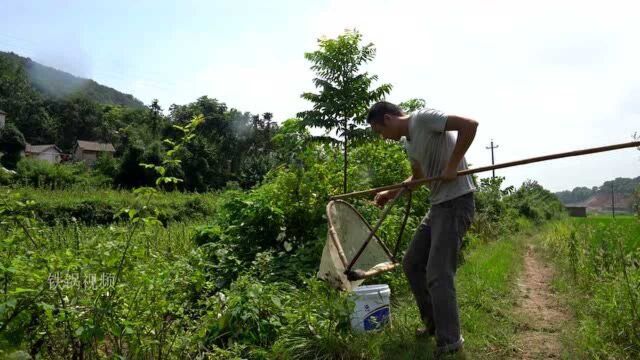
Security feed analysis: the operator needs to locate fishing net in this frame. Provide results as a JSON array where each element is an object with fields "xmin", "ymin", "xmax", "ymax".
[{"xmin": 317, "ymin": 200, "xmax": 398, "ymax": 291}]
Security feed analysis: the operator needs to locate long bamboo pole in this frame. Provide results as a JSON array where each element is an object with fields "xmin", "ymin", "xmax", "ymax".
[{"xmin": 331, "ymin": 141, "xmax": 640, "ymax": 201}]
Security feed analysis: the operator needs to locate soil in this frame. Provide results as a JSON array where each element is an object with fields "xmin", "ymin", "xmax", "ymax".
[{"xmin": 511, "ymin": 244, "xmax": 571, "ymax": 359}]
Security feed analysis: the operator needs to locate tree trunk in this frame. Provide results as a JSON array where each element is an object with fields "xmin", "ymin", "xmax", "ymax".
[{"xmin": 343, "ymin": 120, "xmax": 348, "ymax": 193}]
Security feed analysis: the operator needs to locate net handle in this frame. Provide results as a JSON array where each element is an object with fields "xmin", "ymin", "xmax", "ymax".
[{"xmin": 393, "ymin": 190, "xmax": 412, "ymax": 261}]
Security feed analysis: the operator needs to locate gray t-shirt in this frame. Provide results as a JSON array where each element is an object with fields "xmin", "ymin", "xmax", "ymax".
[{"xmin": 403, "ymin": 108, "xmax": 476, "ymax": 205}]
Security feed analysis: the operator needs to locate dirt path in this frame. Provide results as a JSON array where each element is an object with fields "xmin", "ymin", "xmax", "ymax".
[{"xmin": 511, "ymin": 244, "xmax": 571, "ymax": 359}]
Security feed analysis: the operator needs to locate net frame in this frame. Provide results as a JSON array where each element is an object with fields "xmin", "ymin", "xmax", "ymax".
[{"xmin": 318, "ymin": 187, "xmax": 412, "ymax": 291}]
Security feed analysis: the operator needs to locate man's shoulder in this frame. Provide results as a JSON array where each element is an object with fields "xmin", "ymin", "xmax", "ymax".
[
  {"xmin": 412, "ymin": 108, "xmax": 447, "ymax": 133},
  {"xmin": 413, "ymin": 108, "xmax": 446, "ymax": 117}
]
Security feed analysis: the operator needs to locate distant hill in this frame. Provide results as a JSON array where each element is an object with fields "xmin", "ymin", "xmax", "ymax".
[
  {"xmin": 0, "ymin": 51, "xmax": 144, "ymax": 108},
  {"xmin": 555, "ymin": 176, "xmax": 639, "ymax": 212}
]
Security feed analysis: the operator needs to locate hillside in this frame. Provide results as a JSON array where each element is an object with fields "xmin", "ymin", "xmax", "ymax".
[
  {"xmin": 555, "ymin": 176, "xmax": 639, "ymax": 212},
  {"xmin": 0, "ymin": 51, "xmax": 144, "ymax": 108}
]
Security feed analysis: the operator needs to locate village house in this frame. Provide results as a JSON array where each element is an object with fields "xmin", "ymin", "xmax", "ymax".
[
  {"xmin": 24, "ymin": 144, "xmax": 64, "ymax": 164},
  {"xmin": 73, "ymin": 140, "xmax": 116, "ymax": 166}
]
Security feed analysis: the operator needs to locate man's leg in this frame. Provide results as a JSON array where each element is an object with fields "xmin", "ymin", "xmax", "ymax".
[
  {"xmin": 426, "ymin": 193, "xmax": 475, "ymax": 352},
  {"xmin": 402, "ymin": 214, "xmax": 435, "ymax": 331}
]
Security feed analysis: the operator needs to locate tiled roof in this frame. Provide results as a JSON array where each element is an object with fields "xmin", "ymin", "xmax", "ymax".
[
  {"xmin": 25, "ymin": 144, "xmax": 62, "ymax": 154},
  {"xmin": 76, "ymin": 140, "xmax": 116, "ymax": 152}
]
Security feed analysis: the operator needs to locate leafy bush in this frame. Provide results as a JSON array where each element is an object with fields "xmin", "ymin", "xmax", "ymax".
[
  {"xmin": 472, "ymin": 177, "xmax": 518, "ymax": 238},
  {"xmin": 271, "ymin": 279, "xmax": 355, "ymax": 360},
  {"xmin": 506, "ymin": 180, "xmax": 564, "ymax": 223},
  {"xmin": 114, "ymin": 141, "xmax": 159, "ymax": 188},
  {"xmin": 0, "ymin": 167, "xmax": 15, "ymax": 185},
  {"xmin": 202, "ymin": 276, "xmax": 292, "ymax": 348},
  {"xmin": 93, "ymin": 152, "xmax": 119, "ymax": 179},
  {"xmin": 15, "ymin": 158, "xmax": 91, "ymax": 189}
]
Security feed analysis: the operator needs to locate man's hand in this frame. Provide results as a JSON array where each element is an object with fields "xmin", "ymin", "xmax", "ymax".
[
  {"xmin": 440, "ymin": 164, "xmax": 459, "ymax": 181},
  {"xmin": 373, "ymin": 190, "xmax": 398, "ymax": 208}
]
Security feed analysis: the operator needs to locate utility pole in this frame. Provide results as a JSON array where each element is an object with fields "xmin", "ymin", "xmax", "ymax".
[
  {"xmin": 611, "ymin": 182, "xmax": 615, "ymax": 218},
  {"xmin": 486, "ymin": 139, "xmax": 499, "ymax": 178}
]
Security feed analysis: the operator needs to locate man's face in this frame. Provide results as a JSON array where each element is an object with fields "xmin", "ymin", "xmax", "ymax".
[{"xmin": 371, "ymin": 115, "xmax": 399, "ymax": 140}]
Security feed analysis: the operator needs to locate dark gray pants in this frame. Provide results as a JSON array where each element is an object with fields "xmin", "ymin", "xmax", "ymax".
[{"xmin": 402, "ymin": 192, "xmax": 475, "ymax": 351}]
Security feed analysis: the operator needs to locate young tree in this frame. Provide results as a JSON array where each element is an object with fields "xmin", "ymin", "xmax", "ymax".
[
  {"xmin": 148, "ymin": 99, "xmax": 163, "ymax": 139},
  {"xmin": 298, "ymin": 30, "xmax": 392, "ymax": 193}
]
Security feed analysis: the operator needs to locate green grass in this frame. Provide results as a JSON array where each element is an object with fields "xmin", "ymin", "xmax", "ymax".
[
  {"xmin": 1, "ymin": 183, "xmax": 552, "ymax": 359},
  {"xmin": 2, "ymin": 186, "xmax": 219, "ymax": 224},
  {"xmin": 340, "ymin": 231, "xmax": 526, "ymax": 359},
  {"xmin": 587, "ymin": 213, "xmax": 636, "ymax": 220},
  {"xmin": 540, "ymin": 216, "xmax": 640, "ymax": 358}
]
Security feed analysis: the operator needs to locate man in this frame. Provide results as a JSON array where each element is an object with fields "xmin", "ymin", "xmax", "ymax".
[{"xmin": 366, "ymin": 101, "xmax": 477, "ymax": 356}]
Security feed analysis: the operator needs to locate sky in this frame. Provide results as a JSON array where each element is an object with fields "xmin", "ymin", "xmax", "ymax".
[{"xmin": 1, "ymin": 0, "xmax": 639, "ymax": 192}]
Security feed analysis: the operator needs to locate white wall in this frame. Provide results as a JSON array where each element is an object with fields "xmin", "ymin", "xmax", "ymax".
[{"xmin": 35, "ymin": 150, "xmax": 61, "ymax": 164}]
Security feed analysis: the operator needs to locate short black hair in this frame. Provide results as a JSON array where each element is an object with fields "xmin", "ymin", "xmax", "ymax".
[{"xmin": 366, "ymin": 101, "xmax": 404, "ymax": 125}]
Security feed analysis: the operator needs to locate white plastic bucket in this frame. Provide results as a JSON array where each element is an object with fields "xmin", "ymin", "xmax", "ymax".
[{"xmin": 350, "ymin": 284, "xmax": 391, "ymax": 332}]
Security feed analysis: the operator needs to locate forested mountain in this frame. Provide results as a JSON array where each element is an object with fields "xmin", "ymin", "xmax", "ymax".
[
  {"xmin": 0, "ymin": 50, "xmax": 278, "ymax": 191},
  {"xmin": 0, "ymin": 51, "xmax": 144, "ymax": 108},
  {"xmin": 555, "ymin": 176, "xmax": 640, "ymax": 204}
]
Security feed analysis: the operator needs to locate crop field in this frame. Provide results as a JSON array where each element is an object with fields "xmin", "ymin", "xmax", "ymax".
[{"xmin": 542, "ymin": 216, "xmax": 640, "ymax": 358}]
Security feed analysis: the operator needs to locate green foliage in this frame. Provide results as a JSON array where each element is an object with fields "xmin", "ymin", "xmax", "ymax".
[
  {"xmin": 506, "ymin": 180, "xmax": 565, "ymax": 223},
  {"xmin": 0, "ymin": 53, "xmax": 44, "ymax": 144},
  {"xmin": 271, "ymin": 279, "xmax": 355, "ymax": 360},
  {"xmin": 44, "ymin": 96, "xmax": 109, "ymax": 149},
  {"xmin": 3, "ymin": 187, "xmax": 217, "ymax": 225},
  {"xmin": 298, "ymin": 29, "xmax": 392, "ymax": 192},
  {"xmin": 141, "ymin": 114, "xmax": 204, "ymax": 189},
  {"xmin": 167, "ymin": 97, "xmax": 279, "ymax": 191},
  {"xmin": 223, "ymin": 191, "xmax": 286, "ymax": 253},
  {"xmin": 0, "ymin": 124, "xmax": 26, "ymax": 169},
  {"xmin": 93, "ymin": 153, "xmax": 119, "ymax": 180},
  {"xmin": 555, "ymin": 176, "xmax": 640, "ymax": 204},
  {"xmin": 543, "ymin": 218, "xmax": 640, "ymax": 358},
  {"xmin": 0, "ymin": 187, "xmax": 218, "ymax": 358},
  {"xmin": 472, "ymin": 177, "xmax": 518, "ymax": 238},
  {"xmin": 203, "ymin": 276, "xmax": 291, "ymax": 348},
  {"xmin": 15, "ymin": 158, "xmax": 89, "ymax": 189},
  {"xmin": 0, "ymin": 168, "xmax": 14, "ymax": 185},
  {"xmin": 398, "ymin": 98, "xmax": 426, "ymax": 113},
  {"xmin": 349, "ymin": 139, "xmax": 411, "ymax": 188},
  {"xmin": 272, "ymin": 118, "xmax": 311, "ymax": 165},
  {"xmin": 114, "ymin": 141, "xmax": 159, "ymax": 188}
]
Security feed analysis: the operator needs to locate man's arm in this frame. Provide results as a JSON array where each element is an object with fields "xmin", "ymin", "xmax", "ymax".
[
  {"xmin": 406, "ymin": 159, "xmax": 425, "ymax": 190},
  {"xmin": 441, "ymin": 115, "xmax": 478, "ymax": 181}
]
